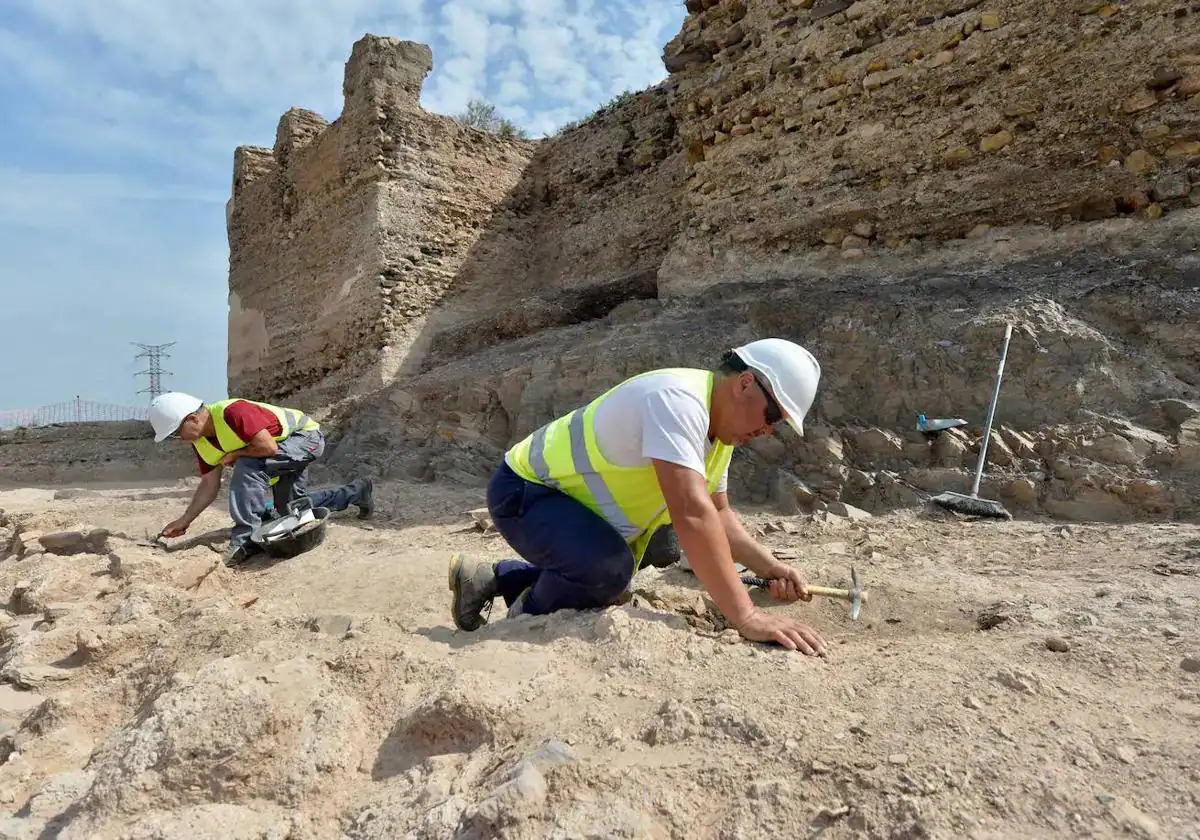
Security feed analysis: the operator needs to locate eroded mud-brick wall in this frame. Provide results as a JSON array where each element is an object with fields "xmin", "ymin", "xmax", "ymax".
[
  {"xmin": 226, "ymin": 36, "xmax": 535, "ymax": 412},
  {"xmin": 658, "ymin": 0, "xmax": 1200, "ymax": 293},
  {"xmin": 229, "ymin": 5, "xmax": 1199, "ymax": 411}
]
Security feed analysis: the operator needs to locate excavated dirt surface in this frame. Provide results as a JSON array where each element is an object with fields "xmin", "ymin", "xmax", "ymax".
[{"xmin": 1, "ymin": 479, "xmax": 1199, "ymax": 840}]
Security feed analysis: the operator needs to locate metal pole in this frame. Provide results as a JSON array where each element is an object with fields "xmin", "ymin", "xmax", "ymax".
[{"xmin": 969, "ymin": 324, "xmax": 1013, "ymax": 498}]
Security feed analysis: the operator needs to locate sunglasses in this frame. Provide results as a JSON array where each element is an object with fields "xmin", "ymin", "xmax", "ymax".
[{"xmin": 753, "ymin": 374, "xmax": 784, "ymax": 426}]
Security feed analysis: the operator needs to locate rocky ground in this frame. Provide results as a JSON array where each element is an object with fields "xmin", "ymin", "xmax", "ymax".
[{"xmin": 1, "ymin": 477, "xmax": 1198, "ymax": 840}]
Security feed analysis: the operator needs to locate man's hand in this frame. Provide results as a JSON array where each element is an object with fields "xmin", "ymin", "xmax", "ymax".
[
  {"xmin": 735, "ymin": 608, "xmax": 826, "ymax": 656},
  {"xmin": 161, "ymin": 518, "xmax": 190, "ymax": 538},
  {"xmin": 765, "ymin": 562, "xmax": 811, "ymax": 603},
  {"xmin": 219, "ymin": 451, "xmax": 241, "ymax": 467}
]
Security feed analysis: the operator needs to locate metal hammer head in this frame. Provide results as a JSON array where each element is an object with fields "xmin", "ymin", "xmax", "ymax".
[{"xmin": 848, "ymin": 566, "xmax": 864, "ymax": 621}]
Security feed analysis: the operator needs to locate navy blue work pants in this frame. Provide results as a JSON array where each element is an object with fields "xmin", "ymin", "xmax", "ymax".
[{"xmin": 488, "ymin": 461, "xmax": 635, "ymax": 616}]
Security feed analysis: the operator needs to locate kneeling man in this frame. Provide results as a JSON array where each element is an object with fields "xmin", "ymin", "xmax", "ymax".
[
  {"xmin": 449, "ymin": 338, "xmax": 827, "ymax": 655},
  {"xmin": 149, "ymin": 392, "xmax": 373, "ymax": 565}
]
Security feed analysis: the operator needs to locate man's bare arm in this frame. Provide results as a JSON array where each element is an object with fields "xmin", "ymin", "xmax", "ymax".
[
  {"xmin": 711, "ymin": 491, "xmax": 780, "ymax": 577},
  {"xmin": 163, "ymin": 469, "xmax": 223, "ymax": 536},
  {"xmin": 221, "ymin": 429, "xmax": 279, "ymax": 464},
  {"xmin": 183, "ymin": 469, "xmax": 222, "ymax": 523},
  {"xmin": 653, "ymin": 460, "xmax": 755, "ymax": 627}
]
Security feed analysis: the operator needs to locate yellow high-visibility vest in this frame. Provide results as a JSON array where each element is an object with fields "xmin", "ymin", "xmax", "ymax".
[
  {"xmin": 192, "ymin": 398, "xmax": 320, "ymax": 467},
  {"xmin": 505, "ymin": 368, "xmax": 734, "ymax": 570}
]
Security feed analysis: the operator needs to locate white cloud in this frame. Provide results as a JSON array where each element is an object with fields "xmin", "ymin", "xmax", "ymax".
[
  {"xmin": 3, "ymin": 0, "xmax": 684, "ymax": 147},
  {"xmin": 494, "ymin": 59, "xmax": 532, "ymax": 108},
  {"xmin": 0, "ymin": 0, "xmax": 686, "ymax": 407}
]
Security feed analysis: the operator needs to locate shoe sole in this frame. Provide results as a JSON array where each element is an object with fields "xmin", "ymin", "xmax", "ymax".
[
  {"xmin": 447, "ymin": 552, "xmax": 469, "ymax": 630},
  {"xmin": 447, "ymin": 551, "xmax": 464, "ymax": 592},
  {"xmin": 357, "ymin": 479, "xmax": 375, "ymax": 520}
]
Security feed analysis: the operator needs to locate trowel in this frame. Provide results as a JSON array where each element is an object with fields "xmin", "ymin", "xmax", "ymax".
[
  {"xmin": 916, "ymin": 413, "xmax": 968, "ymax": 433},
  {"xmin": 135, "ymin": 529, "xmax": 169, "ymax": 550}
]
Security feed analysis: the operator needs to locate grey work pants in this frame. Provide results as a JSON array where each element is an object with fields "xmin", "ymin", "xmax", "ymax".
[{"xmin": 227, "ymin": 430, "xmax": 360, "ymax": 550}]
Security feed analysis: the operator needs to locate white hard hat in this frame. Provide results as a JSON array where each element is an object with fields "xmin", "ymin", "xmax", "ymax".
[
  {"xmin": 731, "ymin": 338, "xmax": 821, "ymax": 437},
  {"xmin": 148, "ymin": 392, "xmax": 204, "ymax": 442}
]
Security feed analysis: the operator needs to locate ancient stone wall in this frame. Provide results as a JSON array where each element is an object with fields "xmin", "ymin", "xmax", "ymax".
[
  {"xmin": 226, "ymin": 36, "xmax": 535, "ymax": 412},
  {"xmin": 416, "ymin": 86, "xmax": 688, "ymax": 372},
  {"xmin": 231, "ymin": 5, "xmax": 1198, "ymax": 402},
  {"xmin": 658, "ymin": 0, "xmax": 1200, "ymax": 294},
  {"xmin": 230, "ymin": 10, "xmax": 1200, "ymax": 523},
  {"xmin": 0, "ymin": 422, "xmax": 194, "ymax": 487}
]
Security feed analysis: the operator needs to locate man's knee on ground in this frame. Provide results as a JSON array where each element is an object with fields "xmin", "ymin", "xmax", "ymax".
[{"xmin": 575, "ymin": 547, "xmax": 635, "ymax": 602}]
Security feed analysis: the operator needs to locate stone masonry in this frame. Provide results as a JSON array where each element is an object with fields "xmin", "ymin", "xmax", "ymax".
[
  {"xmin": 658, "ymin": 0, "xmax": 1200, "ymax": 294},
  {"xmin": 231, "ymin": 9, "xmax": 1199, "ymax": 403}
]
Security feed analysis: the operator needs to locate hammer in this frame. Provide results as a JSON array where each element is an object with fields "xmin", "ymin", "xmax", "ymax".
[{"xmin": 741, "ymin": 566, "xmax": 867, "ymax": 620}]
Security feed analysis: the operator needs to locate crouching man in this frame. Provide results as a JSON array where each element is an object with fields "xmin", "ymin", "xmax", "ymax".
[
  {"xmin": 149, "ymin": 392, "xmax": 373, "ymax": 566},
  {"xmin": 448, "ymin": 338, "xmax": 828, "ymax": 655}
]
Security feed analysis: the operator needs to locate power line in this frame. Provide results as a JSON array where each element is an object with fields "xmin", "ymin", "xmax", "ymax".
[{"xmin": 133, "ymin": 342, "xmax": 176, "ymax": 403}]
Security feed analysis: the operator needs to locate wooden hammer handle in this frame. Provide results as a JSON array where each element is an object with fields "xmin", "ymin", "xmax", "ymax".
[
  {"xmin": 805, "ymin": 585, "xmax": 859, "ymax": 601},
  {"xmin": 740, "ymin": 576, "xmax": 864, "ymax": 603}
]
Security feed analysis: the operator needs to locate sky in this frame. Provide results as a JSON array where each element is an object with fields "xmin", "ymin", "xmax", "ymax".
[{"xmin": 0, "ymin": 0, "xmax": 685, "ymax": 413}]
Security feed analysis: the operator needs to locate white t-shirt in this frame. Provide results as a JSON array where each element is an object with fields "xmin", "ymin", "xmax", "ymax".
[{"xmin": 591, "ymin": 370, "xmax": 729, "ymax": 494}]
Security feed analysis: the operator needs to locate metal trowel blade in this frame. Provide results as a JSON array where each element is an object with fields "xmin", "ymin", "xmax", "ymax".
[{"xmin": 136, "ymin": 530, "xmax": 168, "ymax": 549}]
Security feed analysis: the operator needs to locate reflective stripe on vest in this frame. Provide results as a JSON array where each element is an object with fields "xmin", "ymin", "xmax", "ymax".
[
  {"xmin": 192, "ymin": 399, "xmax": 320, "ymax": 466},
  {"xmin": 525, "ymin": 408, "xmax": 642, "ymax": 539},
  {"xmin": 505, "ymin": 368, "xmax": 734, "ymax": 567}
]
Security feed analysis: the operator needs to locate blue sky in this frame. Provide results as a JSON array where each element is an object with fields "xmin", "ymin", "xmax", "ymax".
[{"xmin": 0, "ymin": 0, "xmax": 685, "ymax": 414}]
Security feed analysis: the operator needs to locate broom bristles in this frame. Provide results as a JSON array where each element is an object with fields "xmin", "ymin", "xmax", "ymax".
[{"xmin": 931, "ymin": 491, "xmax": 1012, "ymax": 520}]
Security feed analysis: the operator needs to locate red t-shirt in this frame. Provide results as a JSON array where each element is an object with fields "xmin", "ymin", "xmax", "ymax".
[{"xmin": 195, "ymin": 400, "xmax": 282, "ymax": 474}]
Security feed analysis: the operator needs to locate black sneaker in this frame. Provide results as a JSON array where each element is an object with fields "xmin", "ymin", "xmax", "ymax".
[
  {"xmin": 355, "ymin": 477, "xmax": 375, "ymax": 520},
  {"xmin": 224, "ymin": 543, "xmax": 262, "ymax": 567},
  {"xmin": 447, "ymin": 552, "xmax": 498, "ymax": 631}
]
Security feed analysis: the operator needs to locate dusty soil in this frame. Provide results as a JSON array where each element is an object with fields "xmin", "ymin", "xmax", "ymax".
[{"xmin": 1, "ymin": 478, "xmax": 1199, "ymax": 839}]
